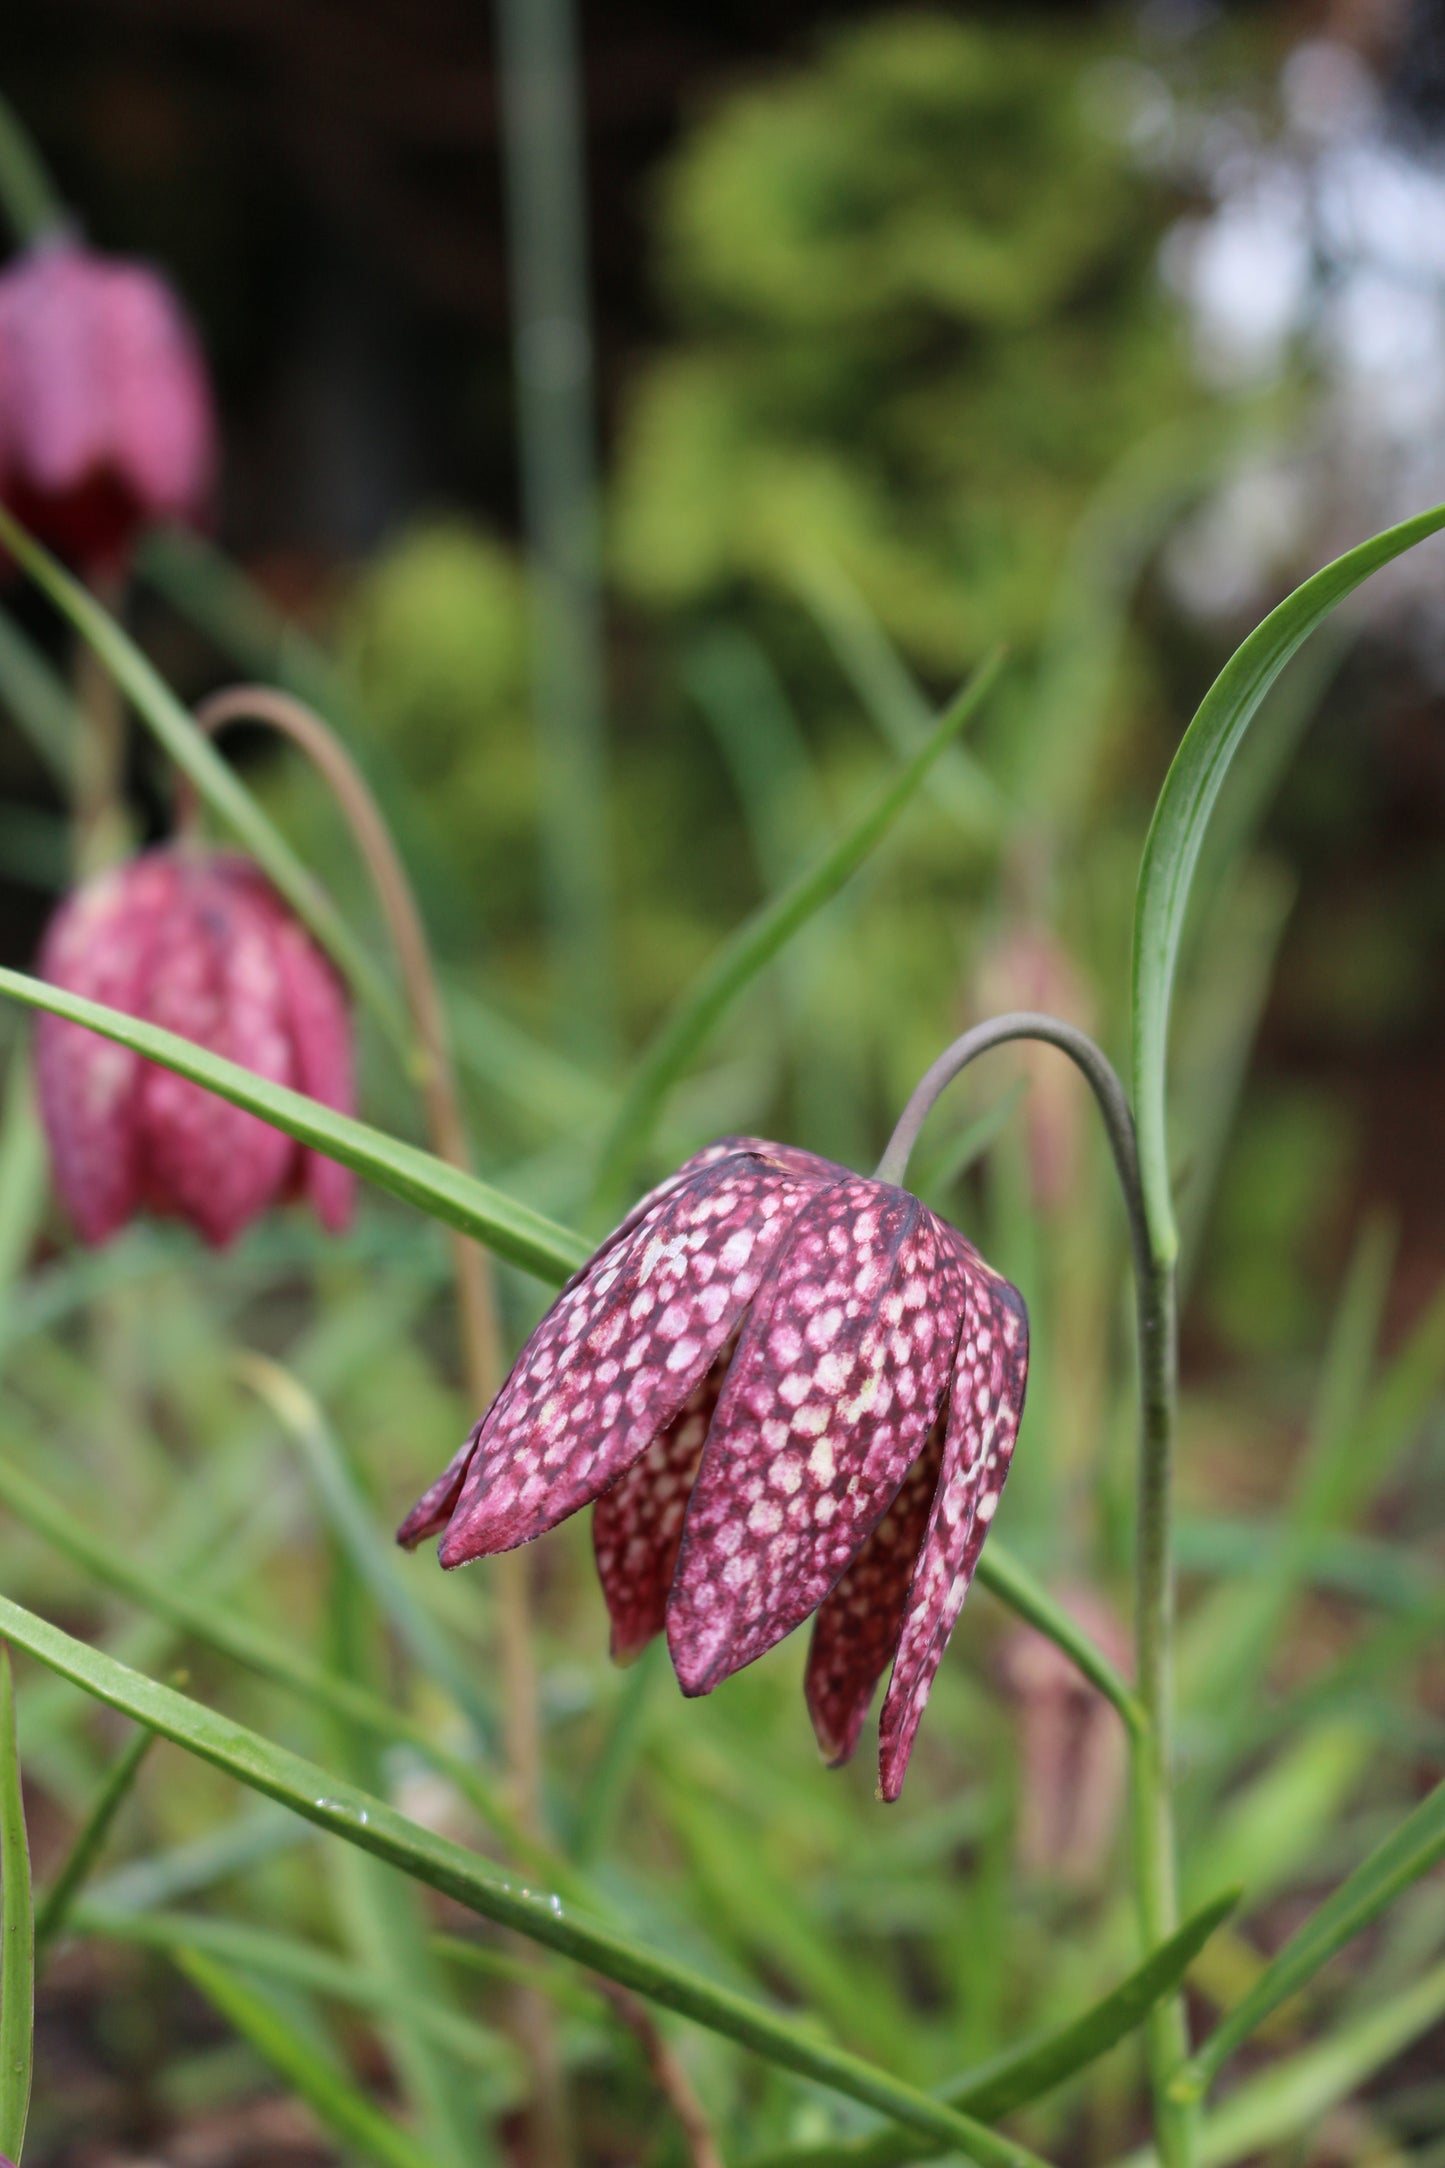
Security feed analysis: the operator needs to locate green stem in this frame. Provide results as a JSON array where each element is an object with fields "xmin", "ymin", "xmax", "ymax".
[
  {"xmin": 877, "ymin": 1010, "xmax": 1192, "ymax": 2167},
  {"xmin": 0, "ymin": 90, "xmax": 65, "ymax": 246}
]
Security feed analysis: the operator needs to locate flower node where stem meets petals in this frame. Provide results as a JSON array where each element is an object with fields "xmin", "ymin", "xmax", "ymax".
[
  {"xmin": 35, "ymin": 846, "xmax": 356, "ymax": 1247},
  {"xmin": 400, "ymin": 1136, "xmax": 1028, "ymax": 1799}
]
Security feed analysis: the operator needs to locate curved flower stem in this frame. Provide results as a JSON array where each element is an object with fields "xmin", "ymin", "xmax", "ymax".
[
  {"xmin": 877, "ymin": 1010, "xmax": 1192, "ymax": 2168},
  {"xmin": 181, "ymin": 687, "xmax": 566, "ymax": 2158},
  {"xmin": 0, "ymin": 89, "xmax": 65, "ymax": 246}
]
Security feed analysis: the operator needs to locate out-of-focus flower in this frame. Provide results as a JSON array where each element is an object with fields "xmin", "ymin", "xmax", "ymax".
[
  {"xmin": 998, "ymin": 1584, "xmax": 1130, "ymax": 1886},
  {"xmin": 401, "ymin": 1137, "xmax": 1028, "ymax": 1798},
  {"xmin": 36, "ymin": 848, "xmax": 354, "ymax": 1247},
  {"xmin": 973, "ymin": 923, "xmax": 1095, "ymax": 1210},
  {"xmin": 0, "ymin": 238, "xmax": 215, "ymax": 570}
]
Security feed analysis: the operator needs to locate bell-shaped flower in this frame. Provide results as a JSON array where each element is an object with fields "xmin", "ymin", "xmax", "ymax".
[
  {"xmin": 400, "ymin": 1137, "xmax": 1027, "ymax": 1798},
  {"xmin": 0, "ymin": 237, "xmax": 215, "ymax": 570},
  {"xmin": 35, "ymin": 848, "xmax": 355, "ymax": 1247}
]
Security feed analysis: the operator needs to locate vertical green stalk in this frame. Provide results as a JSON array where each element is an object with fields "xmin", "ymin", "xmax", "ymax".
[
  {"xmin": 0, "ymin": 91, "xmax": 63, "ymax": 248},
  {"xmin": 878, "ymin": 1012, "xmax": 1193, "ymax": 2166},
  {"xmin": 494, "ymin": 0, "xmax": 613, "ymax": 1058},
  {"xmin": 1130, "ymin": 1257, "xmax": 1191, "ymax": 2168}
]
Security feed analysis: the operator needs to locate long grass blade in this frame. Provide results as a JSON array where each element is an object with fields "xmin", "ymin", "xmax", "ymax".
[
  {"xmin": 0, "ymin": 1649, "xmax": 33, "ymax": 2164},
  {"xmin": 176, "ymin": 1948, "xmax": 448, "ymax": 2168},
  {"xmin": 0, "ymin": 1590, "xmax": 1054, "ymax": 2168},
  {"xmin": 0, "ymin": 965, "xmax": 589, "ymax": 1283},
  {"xmin": 34, "ymin": 1723, "xmax": 157, "ymax": 1955},
  {"xmin": 76, "ymin": 1903, "xmax": 517, "ymax": 2080},
  {"xmin": 744, "ymin": 1889, "xmax": 1239, "ymax": 2168},
  {"xmin": 596, "ymin": 650, "xmax": 1005, "ymax": 1195},
  {"xmin": 0, "ymin": 1446, "xmax": 547, "ymax": 1877},
  {"xmin": 1173, "ymin": 1773, "xmax": 1445, "ymax": 2102},
  {"xmin": 1131, "ymin": 499, "xmax": 1445, "ymax": 1265}
]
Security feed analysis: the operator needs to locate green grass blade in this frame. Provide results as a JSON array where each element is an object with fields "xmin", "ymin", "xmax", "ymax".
[
  {"xmin": 74, "ymin": 1903, "xmax": 518, "ymax": 2080},
  {"xmin": 595, "ymin": 650, "xmax": 1006, "ymax": 1196},
  {"xmin": 1176, "ymin": 1959, "xmax": 1445, "ymax": 2168},
  {"xmin": 1130, "ymin": 500, "xmax": 1445, "ymax": 1265},
  {"xmin": 236, "ymin": 1354, "xmax": 500, "ymax": 1757},
  {"xmin": 974, "ymin": 1543, "xmax": 1146, "ymax": 1738},
  {"xmin": 0, "ymin": 1447, "xmax": 546, "ymax": 1876},
  {"xmin": 745, "ymin": 1890, "xmax": 1239, "ymax": 2168},
  {"xmin": 0, "ymin": 1590, "xmax": 1054, "ymax": 2168},
  {"xmin": 176, "ymin": 1948, "xmax": 448, "ymax": 2168},
  {"xmin": 0, "ymin": 606, "xmax": 79, "ymax": 787},
  {"xmin": 0, "ymin": 1059, "xmax": 47, "ymax": 1315},
  {"xmin": 0, "ymin": 502, "xmax": 409, "ymax": 1054},
  {"xmin": 0, "ymin": 965, "xmax": 588, "ymax": 1283},
  {"xmin": 793, "ymin": 558, "xmax": 1002, "ymax": 836},
  {"xmin": 0, "ymin": 1649, "xmax": 33, "ymax": 2164},
  {"xmin": 1173, "ymin": 1773, "xmax": 1445, "ymax": 2102},
  {"xmin": 34, "ymin": 1723, "xmax": 157, "ymax": 1956}
]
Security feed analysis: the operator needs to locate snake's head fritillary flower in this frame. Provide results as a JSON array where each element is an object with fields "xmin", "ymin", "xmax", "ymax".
[
  {"xmin": 400, "ymin": 1137, "xmax": 1027, "ymax": 1799},
  {"xmin": 0, "ymin": 237, "xmax": 216, "ymax": 571},
  {"xmin": 35, "ymin": 847, "xmax": 355, "ymax": 1248}
]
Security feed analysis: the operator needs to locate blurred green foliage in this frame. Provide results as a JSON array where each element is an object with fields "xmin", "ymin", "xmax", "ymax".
[{"xmin": 612, "ymin": 12, "xmax": 1213, "ymax": 672}]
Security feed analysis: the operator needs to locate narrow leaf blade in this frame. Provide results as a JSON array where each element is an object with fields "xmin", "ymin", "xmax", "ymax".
[
  {"xmin": 1131, "ymin": 501, "xmax": 1445, "ymax": 1263},
  {"xmin": 595, "ymin": 650, "xmax": 1005, "ymax": 1195},
  {"xmin": 0, "ymin": 964, "xmax": 588, "ymax": 1283},
  {"xmin": 1174, "ymin": 1771, "xmax": 1445, "ymax": 2100},
  {"xmin": 0, "ymin": 1590, "xmax": 1054, "ymax": 2168},
  {"xmin": 0, "ymin": 1649, "xmax": 33, "ymax": 2164}
]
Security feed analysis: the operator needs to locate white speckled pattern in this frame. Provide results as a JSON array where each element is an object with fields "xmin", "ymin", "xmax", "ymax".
[{"xmin": 400, "ymin": 1137, "xmax": 1029, "ymax": 1798}]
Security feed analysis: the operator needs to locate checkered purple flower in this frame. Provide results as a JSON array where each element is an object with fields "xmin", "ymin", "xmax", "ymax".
[
  {"xmin": 399, "ymin": 1137, "xmax": 1028, "ymax": 1798},
  {"xmin": 35, "ymin": 847, "xmax": 355, "ymax": 1248},
  {"xmin": 0, "ymin": 237, "xmax": 215, "ymax": 571}
]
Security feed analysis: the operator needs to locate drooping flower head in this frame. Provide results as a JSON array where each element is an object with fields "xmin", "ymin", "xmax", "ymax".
[
  {"xmin": 36, "ymin": 847, "xmax": 355, "ymax": 1248},
  {"xmin": 400, "ymin": 1138, "xmax": 1027, "ymax": 1798},
  {"xmin": 0, "ymin": 237, "xmax": 215, "ymax": 571}
]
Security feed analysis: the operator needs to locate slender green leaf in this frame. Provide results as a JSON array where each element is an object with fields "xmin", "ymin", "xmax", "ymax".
[
  {"xmin": 323, "ymin": 1546, "xmax": 485, "ymax": 2168},
  {"xmin": 75, "ymin": 1903, "xmax": 518, "ymax": 2080},
  {"xmin": 0, "ymin": 1590, "xmax": 1053, "ymax": 2168},
  {"xmin": 974, "ymin": 1545, "xmax": 1146, "ymax": 1738},
  {"xmin": 0, "ymin": 965, "xmax": 588, "ymax": 1283},
  {"xmin": 0, "ymin": 502, "xmax": 410, "ymax": 1052},
  {"xmin": 0, "ymin": 1446, "xmax": 549, "ymax": 1878},
  {"xmin": 744, "ymin": 1890, "xmax": 1239, "ymax": 2168},
  {"xmin": 176, "ymin": 1948, "xmax": 447, "ymax": 2168},
  {"xmin": 1174, "ymin": 1772, "xmax": 1445, "ymax": 2101},
  {"xmin": 0, "ymin": 1059, "xmax": 46, "ymax": 1315},
  {"xmin": 793, "ymin": 558, "xmax": 1001, "ymax": 835},
  {"xmin": 236, "ymin": 1354, "xmax": 500, "ymax": 1756},
  {"xmin": 34, "ymin": 1724, "xmax": 157, "ymax": 1955},
  {"xmin": 0, "ymin": 605, "xmax": 79, "ymax": 787},
  {"xmin": 1131, "ymin": 501, "xmax": 1445, "ymax": 1265},
  {"xmin": 0, "ymin": 1649, "xmax": 32, "ymax": 2164},
  {"xmin": 595, "ymin": 651, "xmax": 1006, "ymax": 1196},
  {"xmin": 1122, "ymin": 1959, "xmax": 1445, "ymax": 2168}
]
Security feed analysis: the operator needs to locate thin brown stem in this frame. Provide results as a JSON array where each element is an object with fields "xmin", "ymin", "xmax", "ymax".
[
  {"xmin": 184, "ymin": 684, "xmax": 568, "ymax": 2164},
  {"xmin": 594, "ymin": 1980, "xmax": 723, "ymax": 2168}
]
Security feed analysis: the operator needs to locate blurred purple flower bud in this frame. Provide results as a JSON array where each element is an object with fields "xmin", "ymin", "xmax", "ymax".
[
  {"xmin": 0, "ymin": 237, "xmax": 216, "ymax": 571},
  {"xmin": 35, "ymin": 848, "xmax": 355, "ymax": 1248},
  {"xmin": 401, "ymin": 1137, "xmax": 1028, "ymax": 1799}
]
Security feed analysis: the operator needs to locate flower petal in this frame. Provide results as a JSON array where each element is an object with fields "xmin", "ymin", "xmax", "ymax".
[
  {"xmin": 436, "ymin": 1154, "xmax": 827, "ymax": 1565},
  {"xmin": 396, "ymin": 1427, "xmax": 478, "ymax": 1550},
  {"xmin": 137, "ymin": 864, "xmax": 295, "ymax": 1245},
  {"xmin": 878, "ymin": 1265, "xmax": 1029, "ymax": 1801},
  {"xmin": 667, "ymin": 1183, "xmax": 969, "ymax": 1696},
  {"xmin": 803, "ymin": 1411, "xmax": 946, "ymax": 1766},
  {"xmin": 35, "ymin": 856, "xmax": 173, "ymax": 1244},
  {"xmin": 592, "ymin": 1336, "xmax": 735, "ymax": 1662}
]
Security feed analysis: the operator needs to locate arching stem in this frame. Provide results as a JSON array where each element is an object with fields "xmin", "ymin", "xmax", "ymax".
[
  {"xmin": 878, "ymin": 1011, "xmax": 1193, "ymax": 2168},
  {"xmin": 181, "ymin": 687, "xmax": 565, "ymax": 2155}
]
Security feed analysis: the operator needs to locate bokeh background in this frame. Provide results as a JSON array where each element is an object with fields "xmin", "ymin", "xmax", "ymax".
[{"xmin": 2, "ymin": 2, "xmax": 1445, "ymax": 2163}]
